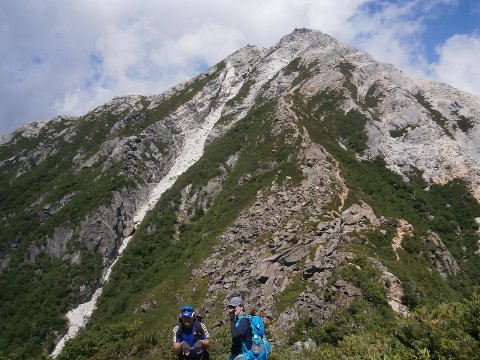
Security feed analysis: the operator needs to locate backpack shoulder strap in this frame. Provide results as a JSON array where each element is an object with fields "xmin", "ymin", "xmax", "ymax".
[
  {"xmin": 236, "ymin": 314, "xmax": 251, "ymax": 327},
  {"xmin": 193, "ymin": 319, "xmax": 204, "ymax": 341}
]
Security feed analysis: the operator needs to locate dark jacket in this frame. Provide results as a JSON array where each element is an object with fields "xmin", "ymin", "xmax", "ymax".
[{"xmin": 230, "ymin": 315, "xmax": 252, "ymax": 356}]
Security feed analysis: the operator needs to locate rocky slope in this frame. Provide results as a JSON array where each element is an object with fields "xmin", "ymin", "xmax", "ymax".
[
  {"xmin": 188, "ymin": 29, "xmax": 479, "ymax": 336},
  {"xmin": 1, "ymin": 28, "xmax": 479, "ymax": 358}
]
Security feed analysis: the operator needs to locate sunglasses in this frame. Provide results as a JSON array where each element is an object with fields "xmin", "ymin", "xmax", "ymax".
[{"xmin": 227, "ymin": 305, "xmax": 236, "ymax": 310}]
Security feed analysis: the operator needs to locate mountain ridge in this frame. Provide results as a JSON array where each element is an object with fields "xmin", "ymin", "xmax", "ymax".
[{"xmin": 1, "ymin": 28, "xmax": 480, "ymax": 359}]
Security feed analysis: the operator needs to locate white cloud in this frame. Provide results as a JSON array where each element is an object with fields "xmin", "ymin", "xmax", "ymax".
[
  {"xmin": 0, "ymin": 0, "xmax": 478, "ymax": 135},
  {"xmin": 151, "ymin": 24, "xmax": 244, "ymax": 69},
  {"xmin": 55, "ymin": 87, "xmax": 112, "ymax": 117},
  {"xmin": 430, "ymin": 33, "xmax": 480, "ymax": 95},
  {"xmin": 346, "ymin": 1, "xmax": 439, "ymax": 75},
  {"xmin": 48, "ymin": 0, "xmax": 372, "ymax": 120}
]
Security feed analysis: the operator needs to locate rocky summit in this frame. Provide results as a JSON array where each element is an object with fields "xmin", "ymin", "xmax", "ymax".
[{"xmin": 1, "ymin": 28, "xmax": 480, "ymax": 359}]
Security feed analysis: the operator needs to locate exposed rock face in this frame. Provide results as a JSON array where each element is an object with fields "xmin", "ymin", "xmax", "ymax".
[
  {"xmin": 135, "ymin": 297, "xmax": 157, "ymax": 314},
  {"xmin": 1, "ymin": 28, "xmax": 479, "ymax": 357},
  {"xmin": 425, "ymin": 231, "xmax": 461, "ymax": 278},
  {"xmin": 0, "ymin": 117, "xmax": 78, "ymax": 179},
  {"xmin": 75, "ymin": 106, "xmax": 179, "ymax": 181},
  {"xmin": 25, "ymin": 244, "xmax": 41, "ymax": 263},
  {"xmin": 0, "ymin": 51, "xmax": 252, "ymax": 271},
  {"xmin": 373, "ymin": 258, "xmax": 410, "ymax": 317},
  {"xmin": 341, "ymin": 202, "xmax": 379, "ymax": 226},
  {"xmin": 4, "ymin": 28, "xmax": 478, "ymax": 271},
  {"xmin": 391, "ymin": 219, "xmax": 413, "ymax": 261},
  {"xmin": 46, "ymin": 226, "xmax": 74, "ymax": 259},
  {"xmin": 212, "ymin": 30, "xmax": 480, "ymax": 203},
  {"xmin": 40, "ymin": 192, "xmax": 78, "ymax": 223},
  {"xmin": 78, "ymin": 187, "xmax": 147, "ymax": 260},
  {"xmin": 192, "ymin": 95, "xmax": 395, "ymax": 334},
  {"xmin": 293, "ymin": 338, "xmax": 316, "ymax": 352},
  {"xmin": 177, "ymin": 162, "xmax": 231, "ymax": 221},
  {"xmin": 358, "ymin": 70, "xmax": 480, "ymax": 200},
  {"xmin": 186, "ymin": 30, "xmax": 478, "ymax": 335}
]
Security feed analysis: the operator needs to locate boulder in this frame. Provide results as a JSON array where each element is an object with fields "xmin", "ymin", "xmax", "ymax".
[{"xmin": 293, "ymin": 338, "xmax": 316, "ymax": 352}]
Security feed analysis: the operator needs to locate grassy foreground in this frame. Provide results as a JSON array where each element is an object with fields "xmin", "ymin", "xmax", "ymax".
[{"xmin": 45, "ymin": 289, "xmax": 480, "ymax": 360}]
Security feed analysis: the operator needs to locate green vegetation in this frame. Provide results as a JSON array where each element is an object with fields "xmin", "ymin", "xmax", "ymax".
[
  {"xmin": 56, "ymin": 319, "xmax": 233, "ymax": 360},
  {"xmin": 278, "ymin": 289, "xmax": 480, "ymax": 360},
  {"xmin": 340, "ymin": 257, "xmax": 388, "ymax": 305},
  {"xmin": 389, "ymin": 127, "xmax": 409, "ymax": 138},
  {"xmin": 0, "ymin": 60, "xmax": 235, "ymax": 359},
  {"xmin": 118, "ymin": 65, "xmax": 225, "ymax": 138},
  {"xmin": 57, "ymin": 322, "xmax": 162, "ymax": 360},
  {"xmin": 295, "ymin": 89, "xmax": 480, "ymax": 301},
  {"xmin": 364, "ymin": 81, "xmax": 383, "ymax": 109},
  {"xmin": 274, "ymin": 274, "xmax": 308, "ymax": 315},
  {"xmin": 84, "ymin": 97, "xmax": 303, "ymax": 331},
  {"xmin": 0, "ymin": 250, "xmax": 103, "ymax": 358},
  {"xmin": 337, "ymin": 61, "xmax": 358, "ymax": 100},
  {"xmin": 225, "ymin": 77, "xmax": 255, "ymax": 108},
  {"xmin": 2, "ymin": 51, "xmax": 480, "ymax": 360},
  {"xmin": 0, "ymin": 115, "xmax": 137, "ymax": 358},
  {"xmin": 301, "ymin": 90, "xmax": 368, "ymax": 153},
  {"xmin": 0, "ymin": 65, "xmax": 227, "ymax": 358},
  {"xmin": 336, "ymin": 61, "xmax": 356, "ymax": 79},
  {"xmin": 283, "ymin": 57, "xmax": 318, "ymax": 87},
  {"xmin": 51, "ymin": 289, "xmax": 480, "ymax": 359},
  {"xmin": 48, "ymin": 93, "xmax": 305, "ymax": 357},
  {"xmin": 57, "ymin": 80, "xmax": 480, "ymax": 360},
  {"xmin": 414, "ymin": 92, "xmax": 453, "ymax": 138},
  {"xmin": 454, "ymin": 113, "xmax": 474, "ymax": 133},
  {"xmin": 283, "ymin": 57, "xmax": 303, "ymax": 76}
]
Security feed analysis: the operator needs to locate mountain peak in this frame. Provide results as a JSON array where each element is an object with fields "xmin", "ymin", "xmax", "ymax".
[
  {"xmin": 278, "ymin": 27, "xmax": 340, "ymax": 48},
  {"xmin": 2, "ymin": 28, "xmax": 480, "ymax": 360}
]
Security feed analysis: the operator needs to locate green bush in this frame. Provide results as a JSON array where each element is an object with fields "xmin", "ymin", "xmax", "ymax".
[{"xmin": 397, "ymin": 291, "xmax": 480, "ymax": 359}]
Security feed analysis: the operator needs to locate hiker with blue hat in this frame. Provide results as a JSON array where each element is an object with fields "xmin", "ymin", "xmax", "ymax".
[{"xmin": 172, "ymin": 305, "xmax": 211, "ymax": 359}]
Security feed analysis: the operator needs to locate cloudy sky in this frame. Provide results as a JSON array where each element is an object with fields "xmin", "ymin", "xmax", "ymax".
[{"xmin": 1, "ymin": 0, "xmax": 479, "ymax": 136}]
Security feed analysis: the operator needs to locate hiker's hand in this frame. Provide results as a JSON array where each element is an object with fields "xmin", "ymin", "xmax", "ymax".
[
  {"xmin": 181, "ymin": 341, "xmax": 190, "ymax": 355},
  {"xmin": 194, "ymin": 340, "xmax": 203, "ymax": 353}
]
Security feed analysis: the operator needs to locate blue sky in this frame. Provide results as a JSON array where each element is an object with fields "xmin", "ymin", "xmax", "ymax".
[
  {"xmin": 419, "ymin": 0, "xmax": 479, "ymax": 62},
  {"xmin": 1, "ymin": 0, "xmax": 479, "ymax": 136}
]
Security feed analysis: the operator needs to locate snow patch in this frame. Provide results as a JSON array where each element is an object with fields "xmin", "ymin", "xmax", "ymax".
[{"xmin": 51, "ymin": 61, "xmax": 243, "ymax": 357}]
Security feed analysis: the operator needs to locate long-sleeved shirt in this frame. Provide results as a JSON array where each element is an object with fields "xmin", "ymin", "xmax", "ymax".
[{"xmin": 230, "ymin": 315, "xmax": 252, "ymax": 356}]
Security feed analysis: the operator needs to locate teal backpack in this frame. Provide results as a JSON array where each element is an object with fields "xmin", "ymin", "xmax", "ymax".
[{"xmin": 237, "ymin": 314, "xmax": 270, "ymax": 360}]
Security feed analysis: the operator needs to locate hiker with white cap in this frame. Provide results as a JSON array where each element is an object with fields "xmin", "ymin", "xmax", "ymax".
[{"xmin": 227, "ymin": 296, "xmax": 252, "ymax": 360}]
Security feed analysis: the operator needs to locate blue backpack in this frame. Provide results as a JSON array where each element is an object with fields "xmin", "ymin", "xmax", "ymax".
[{"xmin": 238, "ymin": 315, "xmax": 270, "ymax": 360}]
